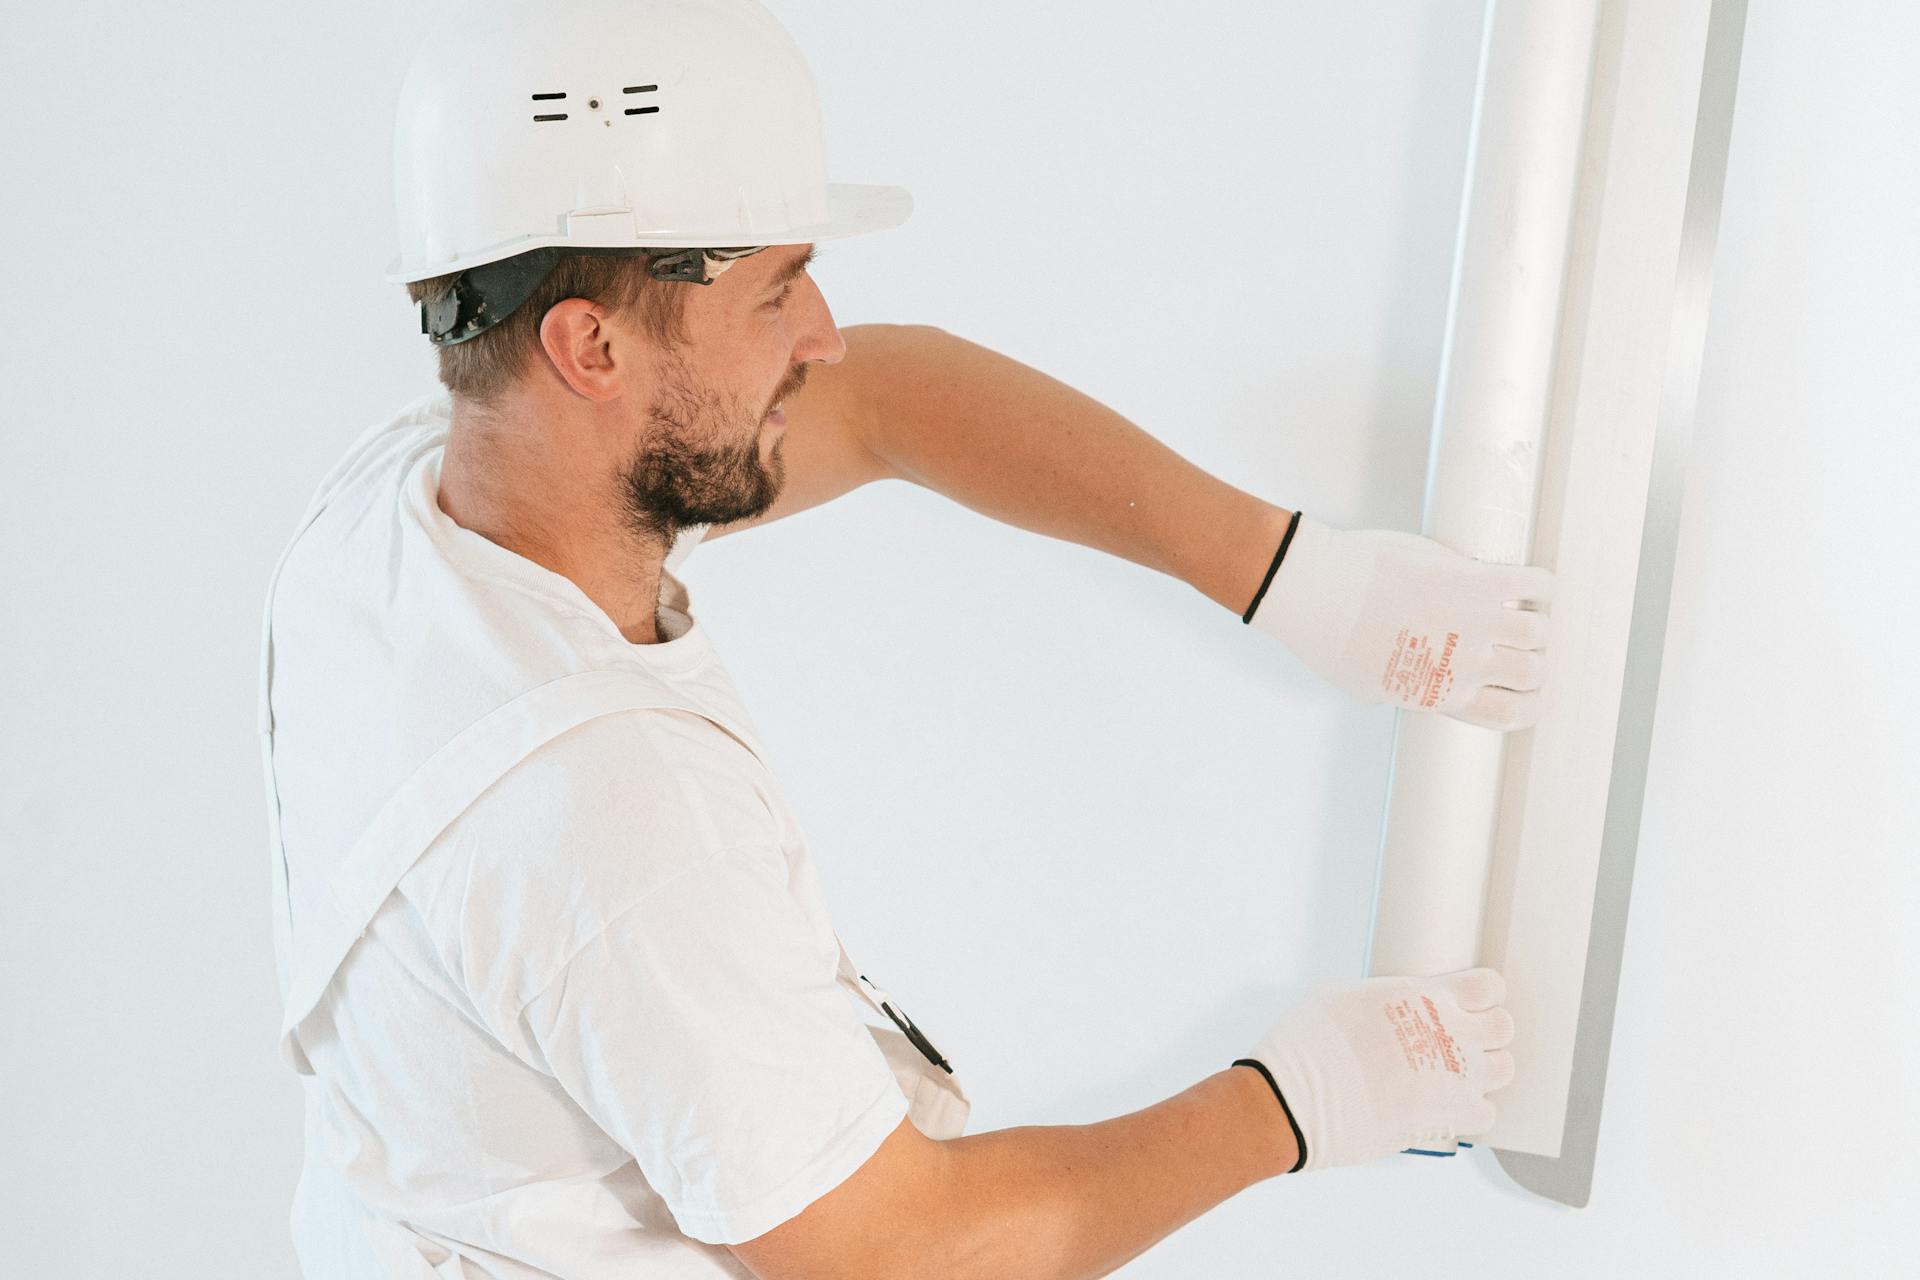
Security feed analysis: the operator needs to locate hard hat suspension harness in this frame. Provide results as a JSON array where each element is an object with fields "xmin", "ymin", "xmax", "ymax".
[{"xmin": 422, "ymin": 244, "xmax": 767, "ymax": 347}]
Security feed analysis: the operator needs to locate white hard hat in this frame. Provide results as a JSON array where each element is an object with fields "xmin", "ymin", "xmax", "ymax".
[{"xmin": 386, "ymin": 0, "xmax": 912, "ymax": 344}]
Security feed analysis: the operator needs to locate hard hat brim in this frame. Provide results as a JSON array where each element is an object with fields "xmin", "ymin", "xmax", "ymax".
[{"xmin": 383, "ymin": 182, "xmax": 912, "ymax": 284}]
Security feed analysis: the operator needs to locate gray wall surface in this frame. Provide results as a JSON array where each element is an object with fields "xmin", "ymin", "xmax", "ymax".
[{"xmin": 2, "ymin": 1, "xmax": 1912, "ymax": 1274}]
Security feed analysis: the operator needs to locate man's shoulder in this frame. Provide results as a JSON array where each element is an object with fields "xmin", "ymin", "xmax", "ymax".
[
  {"xmin": 404, "ymin": 703, "xmax": 786, "ymax": 1016},
  {"xmin": 469, "ymin": 705, "xmax": 770, "ymax": 850},
  {"xmin": 303, "ymin": 389, "xmax": 451, "ymax": 515},
  {"xmin": 417, "ymin": 704, "xmax": 780, "ymax": 919}
]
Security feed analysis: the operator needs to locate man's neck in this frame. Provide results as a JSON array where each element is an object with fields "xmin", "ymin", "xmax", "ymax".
[{"xmin": 438, "ymin": 420, "xmax": 669, "ymax": 645}]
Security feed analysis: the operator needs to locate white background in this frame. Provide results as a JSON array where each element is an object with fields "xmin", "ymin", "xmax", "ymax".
[{"xmin": 3, "ymin": 1, "xmax": 1914, "ymax": 1274}]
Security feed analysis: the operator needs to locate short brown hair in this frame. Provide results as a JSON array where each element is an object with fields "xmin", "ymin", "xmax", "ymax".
[{"xmin": 405, "ymin": 252, "xmax": 694, "ymax": 406}]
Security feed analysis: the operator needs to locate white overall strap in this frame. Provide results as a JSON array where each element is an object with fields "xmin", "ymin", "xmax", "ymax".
[
  {"xmin": 258, "ymin": 479, "xmax": 353, "ymax": 1006},
  {"xmin": 273, "ymin": 666, "xmax": 773, "ymax": 1074}
]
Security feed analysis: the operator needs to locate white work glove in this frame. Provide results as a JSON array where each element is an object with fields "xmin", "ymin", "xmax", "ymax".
[
  {"xmin": 1232, "ymin": 967, "xmax": 1516, "ymax": 1172},
  {"xmin": 1246, "ymin": 513, "xmax": 1558, "ymax": 731}
]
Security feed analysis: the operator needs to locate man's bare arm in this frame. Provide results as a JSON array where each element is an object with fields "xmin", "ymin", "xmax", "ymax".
[
  {"xmin": 844, "ymin": 324, "xmax": 1296, "ymax": 618},
  {"xmin": 728, "ymin": 1065, "xmax": 1296, "ymax": 1280},
  {"xmin": 707, "ymin": 325, "xmax": 1293, "ymax": 623}
]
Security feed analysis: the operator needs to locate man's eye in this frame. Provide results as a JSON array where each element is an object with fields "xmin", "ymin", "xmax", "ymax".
[{"xmin": 769, "ymin": 286, "xmax": 793, "ymax": 309}]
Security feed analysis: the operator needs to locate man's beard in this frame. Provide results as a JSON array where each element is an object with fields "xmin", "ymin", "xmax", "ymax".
[{"xmin": 615, "ymin": 356, "xmax": 788, "ymax": 545}]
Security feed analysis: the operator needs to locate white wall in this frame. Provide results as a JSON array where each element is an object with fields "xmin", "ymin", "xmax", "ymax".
[{"xmin": 2, "ymin": 1, "xmax": 1911, "ymax": 1274}]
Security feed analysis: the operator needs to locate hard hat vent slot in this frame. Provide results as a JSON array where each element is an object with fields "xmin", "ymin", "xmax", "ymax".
[{"xmin": 529, "ymin": 86, "xmax": 657, "ymax": 121}]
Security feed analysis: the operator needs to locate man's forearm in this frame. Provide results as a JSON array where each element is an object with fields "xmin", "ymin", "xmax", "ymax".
[
  {"xmin": 854, "ymin": 325, "xmax": 1296, "ymax": 618},
  {"xmin": 925, "ymin": 1065, "xmax": 1296, "ymax": 1280}
]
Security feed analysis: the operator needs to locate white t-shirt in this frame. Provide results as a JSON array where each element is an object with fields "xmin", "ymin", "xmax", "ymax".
[{"xmin": 263, "ymin": 391, "xmax": 913, "ymax": 1277}]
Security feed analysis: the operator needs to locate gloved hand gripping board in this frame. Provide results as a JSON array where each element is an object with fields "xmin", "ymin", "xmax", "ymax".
[{"xmin": 1361, "ymin": 0, "xmax": 1748, "ymax": 1205}]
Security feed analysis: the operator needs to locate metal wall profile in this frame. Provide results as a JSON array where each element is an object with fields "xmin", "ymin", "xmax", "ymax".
[{"xmin": 1364, "ymin": 0, "xmax": 1749, "ymax": 1207}]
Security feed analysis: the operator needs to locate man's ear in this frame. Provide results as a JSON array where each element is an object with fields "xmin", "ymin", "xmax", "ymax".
[{"xmin": 538, "ymin": 298, "xmax": 623, "ymax": 402}]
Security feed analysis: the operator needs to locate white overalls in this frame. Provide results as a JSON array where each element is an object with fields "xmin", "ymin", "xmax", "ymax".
[{"xmin": 256, "ymin": 501, "xmax": 972, "ymax": 1179}]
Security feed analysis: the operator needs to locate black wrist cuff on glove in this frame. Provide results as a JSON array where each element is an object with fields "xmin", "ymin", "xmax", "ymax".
[
  {"xmin": 1232, "ymin": 1058, "xmax": 1308, "ymax": 1173},
  {"xmin": 1241, "ymin": 509, "xmax": 1303, "ymax": 624}
]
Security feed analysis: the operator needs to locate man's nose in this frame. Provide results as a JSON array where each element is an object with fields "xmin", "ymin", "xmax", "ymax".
[{"xmin": 794, "ymin": 275, "xmax": 846, "ymax": 365}]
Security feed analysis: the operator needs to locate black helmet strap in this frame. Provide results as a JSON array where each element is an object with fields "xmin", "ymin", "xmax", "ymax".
[{"xmin": 421, "ymin": 245, "xmax": 764, "ymax": 347}]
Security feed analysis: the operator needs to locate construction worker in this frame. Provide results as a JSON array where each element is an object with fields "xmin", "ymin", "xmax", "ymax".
[{"xmin": 259, "ymin": 1, "xmax": 1551, "ymax": 1274}]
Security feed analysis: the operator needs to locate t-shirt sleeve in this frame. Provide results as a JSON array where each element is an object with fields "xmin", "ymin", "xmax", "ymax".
[{"xmin": 514, "ymin": 839, "xmax": 911, "ymax": 1245}]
